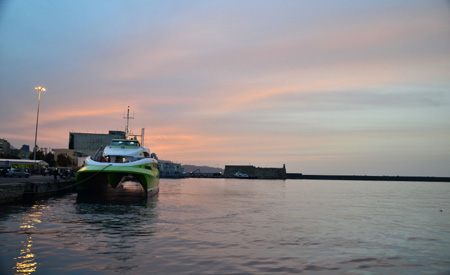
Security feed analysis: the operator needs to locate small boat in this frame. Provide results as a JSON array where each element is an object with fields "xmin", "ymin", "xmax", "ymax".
[
  {"xmin": 76, "ymin": 138, "xmax": 160, "ymax": 197},
  {"xmin": 233, "ymin": 171, "xmax": 250, "ymax": 178}
]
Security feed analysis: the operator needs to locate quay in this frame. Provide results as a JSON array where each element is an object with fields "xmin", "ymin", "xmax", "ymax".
[
  {"xmin": 0, "ymin": 176, "xmax": 76, "ymax": 204},
  {"xmin": 287, "ymin": 174, "xmax": 450, "ymax": 182}
]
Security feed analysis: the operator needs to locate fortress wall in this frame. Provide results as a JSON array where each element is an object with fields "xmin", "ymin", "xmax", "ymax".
[{"xmin": 224, "ymin": 165, "xmax": 286, "ymax": 179}]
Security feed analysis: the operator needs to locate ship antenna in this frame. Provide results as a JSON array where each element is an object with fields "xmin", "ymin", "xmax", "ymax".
[{"xmin": 123, "ymin": 106, "xmax": 134, "ymax": 137}]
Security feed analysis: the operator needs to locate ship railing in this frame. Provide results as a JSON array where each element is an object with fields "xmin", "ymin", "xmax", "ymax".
[{"xmin": 92, "ymin": 145, "xmax": 105, "ymax": 161}]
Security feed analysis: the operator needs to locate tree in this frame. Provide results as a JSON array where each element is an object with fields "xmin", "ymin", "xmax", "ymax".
[
  {"xmin": 0, "ymin": 151, "xmax": 20, "ymax": 159},
  {"xmin": 44, "ymin": 152, "xmax": 56, "ymax": 167},
  {"xmin": 56, "ymin": 154, "xmax": 73, "ymax": 167},
  {"xmin": 29, "ymin": 149, "xmax": 45, "ymax": 160}
]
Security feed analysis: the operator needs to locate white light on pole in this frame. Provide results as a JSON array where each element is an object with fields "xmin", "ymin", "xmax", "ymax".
[{"xmin": 33, "ymin": 86, "xmax": 46, "ymax": 167}]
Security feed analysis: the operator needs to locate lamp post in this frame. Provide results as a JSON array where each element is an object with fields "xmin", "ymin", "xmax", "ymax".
[{"xmin": 33, "ymin": 86, "xmax": 46, "ymax": 168}]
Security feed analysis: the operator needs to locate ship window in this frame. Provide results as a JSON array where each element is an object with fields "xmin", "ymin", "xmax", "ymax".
[
  {"xmin": 126, "ymin": 141, "xmax": 139, "ymax": 146},
  {"xmin": 111, "ymin": 140, "xmax": 139, "ymax": 146},
  {"xmin": 114, "ymin": 157, "xmax": 126, "ymax": 163}
]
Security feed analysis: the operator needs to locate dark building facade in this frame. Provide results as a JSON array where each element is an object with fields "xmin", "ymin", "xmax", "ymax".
[{"xmin": 68, "ymin": 130, "xmax": 126, "ymax": 156}]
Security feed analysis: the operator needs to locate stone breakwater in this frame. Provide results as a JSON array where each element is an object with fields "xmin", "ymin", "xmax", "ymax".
[{"xmin": 0, "ymin": 180, "xmax": 76, "ymax": 204}]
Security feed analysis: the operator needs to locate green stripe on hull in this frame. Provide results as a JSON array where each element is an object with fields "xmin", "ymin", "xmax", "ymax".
[{"xmin": 76, "ymin": 163, "xmax": 159, "ymax": 193}]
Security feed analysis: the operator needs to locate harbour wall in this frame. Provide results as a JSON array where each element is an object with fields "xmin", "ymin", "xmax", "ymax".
[
  {"xmin": 287, "ymin": 174, "xmax": 450, "ymax": 182},
  {"xmin": 0, "ymin": 180, "xmax": 76, "ymax": 204}
]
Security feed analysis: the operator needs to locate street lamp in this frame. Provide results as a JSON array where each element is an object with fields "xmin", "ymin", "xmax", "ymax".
[{"xmin": 33, "ymin": 86, "xmax": 46, "ymax": 168}]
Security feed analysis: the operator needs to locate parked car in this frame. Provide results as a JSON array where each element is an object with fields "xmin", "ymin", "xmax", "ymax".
[
  {"xmin": 0, "ymin": 168, "xmax": 9, "ymax": 177},
  {"xmin": 6, "ymin": 168, "xmax": 30, "ymax": 178},
  {"xmin": 41, "ymin": 168, "xmax": 51, "ymax": 176},
  {"xmin": 59, "ymin": 168, "xmax": 74, "ymax": 179}
]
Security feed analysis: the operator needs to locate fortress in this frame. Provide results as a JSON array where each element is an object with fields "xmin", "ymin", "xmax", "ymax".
[{"xmin": 224, "ymin": 164, "xmax": 287, "ymax": 179}]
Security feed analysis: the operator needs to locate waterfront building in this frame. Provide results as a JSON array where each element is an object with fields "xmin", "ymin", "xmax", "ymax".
[
  {"xmin": 62, "ymin": 130, "xmax": 126, "ymax": 167},
  {"xmin": 19, "ymin": 145, "xmax": 30, "ymax": 153},
  {"xmin": 17, "ymin": 145, "xmax": 31, "ymax": 159},
  {"xmin": 0, "ymin": 159, "xmax": 48, "ymax": 170},
  {"xmin": 68, "ymin": 130, "xmax": 126, "ymax": 157},
  {"xmin": 0, "ymin": 138, "xmax": 11, "ymax": 156},
  {"xmin": 159, "ymin": 161, "xmax": 184, "ymax": 178}
]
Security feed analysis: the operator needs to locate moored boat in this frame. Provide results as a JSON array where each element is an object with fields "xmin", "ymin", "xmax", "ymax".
[
  {"xmin": 76, "ymin": 138, "xmax": 160, "ymax": 196},
  {"xmin": 232, "ymin": 171, "xmax": 257, "ymax": 179},
  {"xmin": 233, "ymin": 171, "xmax": 249, "ymax": 178}
]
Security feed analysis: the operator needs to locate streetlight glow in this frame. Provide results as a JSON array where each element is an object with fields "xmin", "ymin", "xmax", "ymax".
[{"xmin": 33, "ymin": 86, "xmax": 46, "ymax": 169}]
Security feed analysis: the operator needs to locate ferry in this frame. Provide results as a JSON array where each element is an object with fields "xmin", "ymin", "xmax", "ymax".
[{"xmin": 76, "ymin": 138, "xmax": 160, "ymax": 196}]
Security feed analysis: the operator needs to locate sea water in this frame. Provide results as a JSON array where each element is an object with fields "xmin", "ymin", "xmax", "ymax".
[{"xmin": 0, "ymin": 179, "xmax": 449, "ymax": 274}]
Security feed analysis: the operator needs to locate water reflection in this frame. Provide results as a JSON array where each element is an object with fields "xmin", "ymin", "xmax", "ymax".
[
  {"xmin": 76, "ymin": 180, "xmax": 153, "ymax": 203},
  {"xmin": 76, "ymin": 190, "xmax": 158, "ymax": 206},
  {"xmin": 15, "ymin": 235, "xmax": 36, "ymax": 274},
  {"xmin": 71, "ymin": 193, "xmax": 159, "ymax": 272},
  {"xmin": 14, "ymin": 203, "xmax": 45, "ymax": 274}
]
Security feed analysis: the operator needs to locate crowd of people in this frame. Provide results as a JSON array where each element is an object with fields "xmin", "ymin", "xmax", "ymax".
[{"xmin": 41, "ymin": 168, "xmax": 75, "ymax": 179}]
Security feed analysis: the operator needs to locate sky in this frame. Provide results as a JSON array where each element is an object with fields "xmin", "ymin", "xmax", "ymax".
[{"xmin": 1, "ymin": 0, "xmax": 449, "ymax": 176}]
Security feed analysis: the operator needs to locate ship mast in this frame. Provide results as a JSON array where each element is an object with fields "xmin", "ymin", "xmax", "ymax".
[
  {"xmin": 123, "ymin": 106, "xmax": 145, "ymax": 146},
  {"xmin": 123, "ymin": 106, "xmax": 134, "ymax": 137}
]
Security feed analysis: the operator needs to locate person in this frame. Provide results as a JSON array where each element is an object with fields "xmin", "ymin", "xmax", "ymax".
[{"xmin": 53, "ymin": 168, "xmax": 58, "ymax": 180}]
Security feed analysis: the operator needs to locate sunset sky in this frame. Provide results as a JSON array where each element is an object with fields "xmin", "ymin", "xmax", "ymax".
[{"xmin": 1, "ymin": 1, "xmax": 449, "ymax": 176}]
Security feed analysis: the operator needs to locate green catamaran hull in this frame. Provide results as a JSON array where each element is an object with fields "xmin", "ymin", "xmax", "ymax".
[{"xmin": 76, "ymin": 162, "xmax": 159, "ymax": 196}]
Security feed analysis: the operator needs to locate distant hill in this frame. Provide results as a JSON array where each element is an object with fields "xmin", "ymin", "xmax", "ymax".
[
  {"xmin": 182, "ymin": 165, "xmax": 223, "ymax": 173},
  {"xmin": 159, "ymin": 160, "xmax": 223, "ymax": 174}
]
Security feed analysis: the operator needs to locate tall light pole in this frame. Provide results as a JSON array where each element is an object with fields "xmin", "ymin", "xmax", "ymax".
[{"xmin": 33, "ymin": 86, "xmax": 46, "ymax": 167}]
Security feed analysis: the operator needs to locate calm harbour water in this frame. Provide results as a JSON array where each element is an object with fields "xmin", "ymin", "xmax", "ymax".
[{"xmin": 1, "ymin": 179, "xmax": 449, "ymax": 274}]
